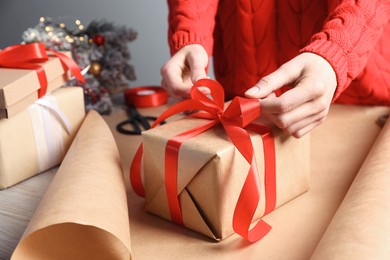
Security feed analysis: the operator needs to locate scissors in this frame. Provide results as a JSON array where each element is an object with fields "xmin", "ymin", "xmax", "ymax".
[{"xmin": 116, "ymin": 106, "xmax": 165, "ymax": 135}]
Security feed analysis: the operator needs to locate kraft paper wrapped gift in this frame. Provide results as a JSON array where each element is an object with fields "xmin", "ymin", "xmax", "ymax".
[
  {"xmin": 0, "ymin": 75, "xmax": 68, "ymax": 119},
  {"xmin": 0, "ymin": 44, "xmax": 78, "ymax": 119},
  {"xmin": 0, "ymin": 86, "xmax": 85, "ymax": 189},
  {"xmin": 140, "ymin": 114, "xmax": 310, "ymax": 241}
]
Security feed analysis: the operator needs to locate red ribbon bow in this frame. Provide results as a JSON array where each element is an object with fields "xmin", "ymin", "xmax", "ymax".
[
  {"xmin": 130, "ymin": 79, "xmax": 276, "ymax": 242},
  {"xmin": 0, "ymin": 43, "xmax": 85, "ymax": 98}
]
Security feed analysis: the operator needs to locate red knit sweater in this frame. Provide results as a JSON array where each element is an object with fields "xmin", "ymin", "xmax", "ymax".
[{"xmin": 168, "ymin": 0, "xmax": 390, "ymax": 105}]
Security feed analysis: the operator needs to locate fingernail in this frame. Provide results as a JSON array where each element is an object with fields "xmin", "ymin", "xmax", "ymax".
[
  {"xmin": 197, "ymin": 86, "xmax": 211, "ymax": 95},
  {"xmin": 192, "ymin": 74, "xmax": 207, "ymax": 82},
  {"xmin": 245, "ymin": 86, "xmax": 260, "ymax": 95}
]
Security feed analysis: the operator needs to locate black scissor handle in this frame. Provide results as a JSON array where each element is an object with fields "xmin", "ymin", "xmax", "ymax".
[
  {"xmin": 116, "ymin": 106, "xmax": 167, "ymax": 135},
  {"xmin": 116, "ymin": 119, "xmax": 142, "ymax": 135}
]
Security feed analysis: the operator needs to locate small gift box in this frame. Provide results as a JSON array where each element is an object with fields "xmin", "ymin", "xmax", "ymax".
[
  {"xmin": 131, "ymin": 79, "xmax": 310, "ymax": 242},
  {"xmin": 0, "ymin": 43, "xmax": 85, "ymax": 118},
  {"xmin": 0, "ymin": 86, "xmax": 85, "ymax": 189}
]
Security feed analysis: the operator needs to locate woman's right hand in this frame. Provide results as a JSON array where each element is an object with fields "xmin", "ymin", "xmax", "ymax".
[{"xmin": 160, "ymin": 44, "xmax": 209, "ymax": 99}]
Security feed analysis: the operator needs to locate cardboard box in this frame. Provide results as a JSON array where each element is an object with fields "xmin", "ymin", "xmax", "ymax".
[
  {"xmin": 0, "ymin": 76, "xmax": 67, "ymax": 118},
  {"xmin": 142, "ymin": 116, "xmax": 310, "ymax": 241},
  {"xmin": 0, "ymin": 86, "xmax": 85, "ymax": 189},
  {"xmin": 0, "ymin": 54, "xmax": 71, "ymax": 119}
]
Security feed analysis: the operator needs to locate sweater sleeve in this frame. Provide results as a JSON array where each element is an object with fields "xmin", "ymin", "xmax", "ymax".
[
  {"xmin": 300, "ymin": 0, "xmax": 390, "ymax": 100},
  {"xmin": 167, "ymin": 0, "xmax": 219, "ymax": 56}
]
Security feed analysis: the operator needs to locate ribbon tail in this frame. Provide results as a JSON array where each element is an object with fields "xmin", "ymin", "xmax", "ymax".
[
  {"xmin": 262, "ymin": 131, "xmax": 277, "ymax": 214},
  {"xmin": 50, "ymin": 50, "xmax": 86, "ymax": 83},
  {"xmin": 229, "ymin": 123, "xmax": 276, "ymax": 242},
  {"xmin": 247, "ymin": 124, "xmax": 277, "ymax": 214},
  {"xmin": 233, "ymin": 163, "xmax": 272, "ymax": 242},
  {"xmin": 130, "ymin": 144, "xmax": 145, "ymax": 197},
  {"xmin": 35, "ymin": 65, "xmax": 48, "ymax": 98}
]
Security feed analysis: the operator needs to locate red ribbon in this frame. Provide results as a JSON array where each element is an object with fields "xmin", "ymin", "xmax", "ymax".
[
  {"xmin": 130, "ymin": 79, "xmax": 276, "ymax": 242},
  {"xmin": 125, "ymin": 86, "xmax": 168, "ymax": 108},
  {"xmin": 0, "ymin": 43, "xmax": 85, "ymax": 98}
]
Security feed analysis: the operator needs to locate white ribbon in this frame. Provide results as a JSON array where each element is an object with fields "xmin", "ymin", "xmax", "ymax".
[{"xmin": 28, "ymin": 94, "xmax": 72, "ymax": 172}]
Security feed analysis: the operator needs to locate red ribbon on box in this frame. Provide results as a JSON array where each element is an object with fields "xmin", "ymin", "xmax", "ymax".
[
  {"xmin": 130, "ymin": 79, "xmax": 277, "ymax": 242},
  {"xmin": 0, "ymin": 43, "xmax": 85, "ymax": 98}
]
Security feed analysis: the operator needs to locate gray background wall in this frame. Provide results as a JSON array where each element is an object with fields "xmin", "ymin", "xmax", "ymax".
[{"xmin": 0, "ymin": 0, "xmax": 170, "ymax": 87}]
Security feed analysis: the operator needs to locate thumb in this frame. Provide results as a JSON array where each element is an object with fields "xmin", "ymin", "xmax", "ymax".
[
  {"xmin": 190, "ymin": 60, "xmax": 207, "ymax": 83},
  {"xmin": 191, "ymin": 67, "xmax": 210, "ymax": 95},
  {"xmin": 245, "ymin": 64, "xmax": 300, "ymax": 98},
  {"xmin": 191, "ymin": 66, "xmax": 208, "ymax": 83},
  {"xmin": 186, "ymin": 50, "xmax": 208, "ymax": 83},
  {"xmin": 187, "ymin": 52, "xmax": 210, "ymax": 95}
]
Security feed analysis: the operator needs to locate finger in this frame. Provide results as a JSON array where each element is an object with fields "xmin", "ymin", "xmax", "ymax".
[
  {"xmin": 266, "ymin": 111, "xmax": 324, "ymax": 138},
  {"xmin": 161, "ymin": 78, "xmax": 173, "ymax": 97},
  {"xmin": 161, "ymin": 60, "xmax": 192, "ymax": 98},
  {"xmin": 283, "ymin": 107, "xmax": 327, "ymax": 135},
  {"xmin": 187, "ymin": 50, "xmax": 208, "ymax": 82},
  {"xmin": 291, "ymin": 119, "xmax": 324, "ymax": 138},
  {"xmin": 263, "ymin": 94, "xmax": 328, "ymax": 130},
  {"xmin": 197, "ymin": 86, "xmax": 211, "ymax": 96},
  {"xmin": 245, "ymin": 62, "xmax": 301, "ymax": 98},
  {"xmin": 260, "ymin": 77, "xmax": 324, "ymax": 114}
]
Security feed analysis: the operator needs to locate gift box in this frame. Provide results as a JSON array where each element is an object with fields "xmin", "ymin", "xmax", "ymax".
[
  {"xmin": 0, "ymin": 86, "xmax": 85, "ymax": 189},
  {"xmin": 133, "ymin": 79, "xmax": 310, "ymax": 241},
  {"xmin": 141, "ymin": 118, "xmax": 310, "ymax": 241},
  {"xmin": 0, "ymin": 43, "xmax": 84, "ymax": 119},
  {"xmin": 0, "ymin": 75, "xmax": 68, "ymax": 119}
]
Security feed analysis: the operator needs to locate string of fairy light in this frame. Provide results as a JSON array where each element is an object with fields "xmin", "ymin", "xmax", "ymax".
[
  {"xmin": 28, "ymin": 16, "xmax": 94, "ymax": 49},
  {"xmin": 21, "ymin": 16, "xmax": 137, "ymax": 115}
]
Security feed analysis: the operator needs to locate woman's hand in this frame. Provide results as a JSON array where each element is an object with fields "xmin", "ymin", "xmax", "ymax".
[
  {"xmin": 160, "ymin": 44, "xmax": 210, "ymax": 99},
  {"xmin": 245, "ymin": 52, "xmax": 337, "ymax": 138}
]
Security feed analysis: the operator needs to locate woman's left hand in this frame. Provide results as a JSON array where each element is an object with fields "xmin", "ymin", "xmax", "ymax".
[{"xmin": 245, "ymin": 52, "xmax": 337, "ymax": 138}]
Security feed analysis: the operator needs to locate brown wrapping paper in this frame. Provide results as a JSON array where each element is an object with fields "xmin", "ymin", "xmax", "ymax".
[
  {"xmin": 0, "ymin": 87, "xmax": 85, "ymax": 189},
  {"xmin": 311, "ymin": 116, "xmax": 390, "ymax": 260},
  {"xmin": 11, "ymin": 110, "xmax": 132, "ymax": 260},
  {"xmin": 142, "ymin": 116, "xmax": 310, "ymax": 240},
  {"xmin": 0, "ymin": 53, "xmax": 70, "ymax": 118},
  {"xmin": 0, "ymin": 103, "xmax": 386, "ymax": 259},
  {"xmin": 107, "ymin": 104, "xmax": 387, "ymax": 259}
]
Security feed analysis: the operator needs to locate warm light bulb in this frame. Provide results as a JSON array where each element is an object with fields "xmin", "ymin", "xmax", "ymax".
[
  {"xmin": 75, "ymin": 19, "xmax": 81, "ymax": 25},
  {"xmin": 39, "ymin": 17, "xmax": 45, "ymax": 23},
  {"xmin": 79, "ymin": 36, "xmax": 85, "ymax": 41},
  {"xmin": 78, "ymin": 25, "xmax": 84, "ymax": 30},
  {"xmin": 65, "ymin": 35, "xmax": 74, "ymax": 43},
  {"xmin": 59, "ymin": 23, "xmax": 65, "ymax": 28}
]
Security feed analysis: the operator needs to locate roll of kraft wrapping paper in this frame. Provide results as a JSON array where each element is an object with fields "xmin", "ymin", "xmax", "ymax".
[
  {"xmin": 125, "ymin": 86, "xmax": 168, "ymax": 108},
  {"xmin": 311, "ymin": 116, "xmax": 390, "ymax": 260},
  {"xmin": 11, "ymin": 110, "xmax": 132, "ymax": 260}
]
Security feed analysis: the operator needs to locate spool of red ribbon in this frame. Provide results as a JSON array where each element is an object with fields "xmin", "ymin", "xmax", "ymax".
[{"xmin": 124, "ymin": 86, "xmax": 168, "ymax": 108}]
